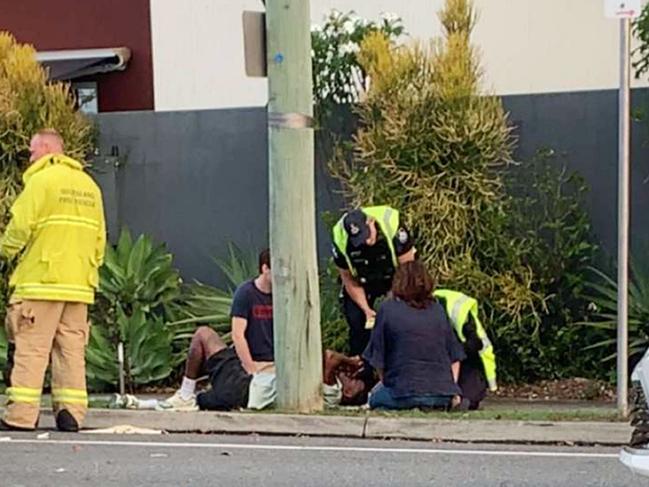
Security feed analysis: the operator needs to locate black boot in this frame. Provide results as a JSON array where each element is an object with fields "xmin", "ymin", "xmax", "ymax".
[
  {"xmin": 55, "ymin": 410, "xmax": 79, "ymax": 432},
  {"xmin": 0, "ymin": 419, "xmax": 35, "ymax": 432}
]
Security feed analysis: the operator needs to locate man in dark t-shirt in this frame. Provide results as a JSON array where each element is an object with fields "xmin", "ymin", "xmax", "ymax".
[
  {"xmin": 157, "ymin": 249, "xmax": 273, "ymax": 411},
  {"xmin": 230, "ymin": 277, "xmax": 274, "ymax": 366}
]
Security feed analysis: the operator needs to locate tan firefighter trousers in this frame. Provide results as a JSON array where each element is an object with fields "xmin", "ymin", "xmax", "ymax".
[{"xmin": 3, "ymin": 300, "xmax": 89, "ymax": 429}]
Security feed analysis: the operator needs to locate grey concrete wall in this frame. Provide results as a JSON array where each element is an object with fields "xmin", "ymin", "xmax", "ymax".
[
  {"xmin": 95, "ymin": 108, "xmax": 269, "ymax": 285},
  {"xmin": 95, "ymin": 108, "xmax": 344, "ymax": 286},
  {"xmin": 503, "ymin": 88, "xmax": 649, "ymax": 258},
  {"xmin": 94, "ymin": 89, "xmax": 649, "ymax": 285}
]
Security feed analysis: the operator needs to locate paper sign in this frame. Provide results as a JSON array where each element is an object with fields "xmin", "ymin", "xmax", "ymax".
[{"xmin": 605, "ymin": 0, "xmax": 642, "ymax": 19}]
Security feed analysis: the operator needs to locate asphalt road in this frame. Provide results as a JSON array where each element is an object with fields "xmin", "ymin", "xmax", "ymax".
[{"xmin": 0, "ymin": 432, "xmax": 644, "ymax": 487}]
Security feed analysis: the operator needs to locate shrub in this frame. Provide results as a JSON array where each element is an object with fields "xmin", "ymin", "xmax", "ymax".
[
  {"xmin": 86, "ymin": 308, "xmax": 177, "ymax": 389},
  {"xmin": 166, "ymin": 244, "xmax": 260, "ymax": 343},
  {"xmin": 320, "ymin": 260, "xmax": 348, "ymax": 353},
  {"xmin": 86, "ymin": 229, "xmax": 182, "ymax": 391},
  {"xmin": 501, "ymin": 151, "xmax": 601, "ymax": 381},
  {"xmin": 634, "ymin": 4, "xmax": 649, "ymax": 80},
  {"xmin": 312, "ymin": 10, "xmax": 404, "ymax": 121},
  {"xmin": 581, "ymin": 260, "xmax": 649, "ymax": 373}
]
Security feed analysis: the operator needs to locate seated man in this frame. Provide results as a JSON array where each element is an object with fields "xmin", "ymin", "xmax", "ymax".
[
  {"xmin": 152, "ymin": 246, "xmax": 370, "ymax": 411},
  {"xmin": 158, "ymin": 248, "xmax": 273, "ymax": 411}
]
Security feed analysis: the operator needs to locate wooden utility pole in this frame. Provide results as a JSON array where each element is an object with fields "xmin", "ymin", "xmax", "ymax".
[{"xmin": 266, "ymin": 0, "xmax": 323, "ymax": 412}]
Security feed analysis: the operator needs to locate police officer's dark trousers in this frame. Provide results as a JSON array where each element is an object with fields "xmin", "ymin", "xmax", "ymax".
[{"xmin": 341, "ymin": 288, "xmax": 382, "ymax": 356}]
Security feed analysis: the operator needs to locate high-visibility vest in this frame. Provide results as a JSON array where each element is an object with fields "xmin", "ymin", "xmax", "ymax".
[
  {"xmin": 332, "ymin": 206, "xmax": 399, "ymax": 277},
  {"xmin": 434, "ymin": 289, "xmax": 498, "ymax": 391}
]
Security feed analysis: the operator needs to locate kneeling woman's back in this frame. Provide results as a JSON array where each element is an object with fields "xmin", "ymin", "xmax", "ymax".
[{"xmin": 363, "ymin": 261, "xmax": 465, "ymax": 410}]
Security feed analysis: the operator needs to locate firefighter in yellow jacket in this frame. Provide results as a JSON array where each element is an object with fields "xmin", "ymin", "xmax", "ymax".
[{"xmin": 0, "ymin": 129, "xmax": 106, "ymax": 432}]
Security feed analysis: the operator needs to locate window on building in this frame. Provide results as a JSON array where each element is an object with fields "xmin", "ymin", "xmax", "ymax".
[{"xmin": 72, "ymin": 82, "xmax": 98, "ymax": 114}]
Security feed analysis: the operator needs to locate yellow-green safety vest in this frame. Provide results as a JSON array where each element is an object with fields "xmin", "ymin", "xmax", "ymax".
[
  {"xmin": 434, "ymin": 289, "xmax": 498, "ymax": 391},
  {"xmin": 332, "ymin": 206, "xmax": 400, "ymax": 277}
]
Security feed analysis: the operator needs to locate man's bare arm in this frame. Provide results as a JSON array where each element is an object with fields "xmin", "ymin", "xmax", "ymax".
[
  {"xmin": 338, "ymin": 268, "xmax": 375, "ymax": 318},
  {"xmin": 232, "ymin": 317, "xmax": 257, "ymax": 374}
]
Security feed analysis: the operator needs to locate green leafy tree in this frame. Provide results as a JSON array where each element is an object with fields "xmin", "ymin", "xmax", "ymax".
[
  {"xmin": 312, "ymin": 10, "xmax": 404, "ymax": 120},
  {"xmin": 634, "ymin": 4, "xmax": 649, "ymax": 79}
]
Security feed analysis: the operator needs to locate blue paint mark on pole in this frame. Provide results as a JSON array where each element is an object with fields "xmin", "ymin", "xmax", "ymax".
[{"xmin": 274, "ymin": 53, "xmax": 284, "ymax": 64}]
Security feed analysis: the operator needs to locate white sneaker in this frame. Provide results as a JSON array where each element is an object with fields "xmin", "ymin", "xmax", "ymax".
[
  {"xmin": 155, "ymin": 391, "xmax": 198, "ymax": 412},
  {"xmin": 123, "ymin": 394, "xmax": 139, "ymax": 410},
  {"xmin": 620, "ymin": 445, "xmax": 649, "ymax": 477}
]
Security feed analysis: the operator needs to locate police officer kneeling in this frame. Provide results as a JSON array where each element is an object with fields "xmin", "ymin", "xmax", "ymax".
[
  {"xmin": 332, "ymin": 206, "xmax": 415, "ymax": 356},
  {"xmin": 435, "ymin": 289, "xmax": 498, "ymax": 409}
]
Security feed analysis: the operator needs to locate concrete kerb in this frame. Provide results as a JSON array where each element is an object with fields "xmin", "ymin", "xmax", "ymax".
[
  {"xmin": 8, "ymin": 409, "xmax": 633, "ymax": 446},
  {"xmin": 28, "ymin": 409, "xmax": 369, "ymax": 438},
  {"xmin": 364, "ymin": 416, "xmax": 632, "ymax": 445}
]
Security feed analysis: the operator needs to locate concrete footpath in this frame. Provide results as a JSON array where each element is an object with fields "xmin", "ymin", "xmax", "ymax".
[{"xmin": 8, "ymin": 408, "xmax": 631, "ymax": 446}]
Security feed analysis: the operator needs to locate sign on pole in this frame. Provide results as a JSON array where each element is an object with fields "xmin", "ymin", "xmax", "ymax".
[
  {"xmin": 605, "ymin": 0, "xmax": 642, "ymax": 18},
  {"xmin": 243, "ymin": 11, "xmax": 267, "ymax": 77}
]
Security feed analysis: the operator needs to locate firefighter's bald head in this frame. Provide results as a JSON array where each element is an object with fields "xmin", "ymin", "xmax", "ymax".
[{"xmin": 29, "ymin": 128, "xmax": 64, "ymax": 163}]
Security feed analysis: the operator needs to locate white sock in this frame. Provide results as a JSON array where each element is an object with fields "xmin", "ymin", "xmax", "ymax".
[{"xmin": 180, "ymin": 377, "xmax": 197, "ymax": 400}]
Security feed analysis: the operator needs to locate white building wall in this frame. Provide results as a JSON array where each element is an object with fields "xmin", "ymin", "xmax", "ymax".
[
  {"xmin": 150, "ymin": 0, "xmax": 268, "ymax": 111},
  {"xmin": 150, "ymin": 0, "xmax": 648, "ymax": 111}
]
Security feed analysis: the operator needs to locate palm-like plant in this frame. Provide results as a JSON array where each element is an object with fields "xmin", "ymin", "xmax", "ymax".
[
  {"xmin": 166, "ymin": 243, "xmax": 260, "ymax": 342},
  {"xmin": 580, "ymin": 262, "xmax": 649, "ymax": 362},
  {"xmin": 99, "ymin": 229, "xmax": 181, "ymax": 314},
  {"xmin": 87, "ymin": 228, "xmax": 182, "ymax": 391},
  {"xmin": 86, "ymin": 308, "xmax": 179, "ymax": 389}
]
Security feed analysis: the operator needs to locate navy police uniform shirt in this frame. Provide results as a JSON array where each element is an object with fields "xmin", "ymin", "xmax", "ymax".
[{"xmin": 332, "ymin": 222, "xmax": 414, "ymax": 295}]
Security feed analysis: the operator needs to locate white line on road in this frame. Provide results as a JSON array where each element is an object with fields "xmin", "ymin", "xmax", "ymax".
[{"xmin": 0, "ymin": 438, "xmax": 619, "ymax": 459}]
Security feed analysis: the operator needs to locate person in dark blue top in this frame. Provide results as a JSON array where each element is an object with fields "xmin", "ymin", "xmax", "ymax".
[{"xmin": 363, "ymin": 260, "xmax": 466, "ymax": 410}]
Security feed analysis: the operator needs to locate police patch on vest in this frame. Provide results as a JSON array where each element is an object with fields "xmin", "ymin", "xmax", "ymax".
[{"xmin": 397, "ymin": 228, "xmax": 408, "ymax": 244}]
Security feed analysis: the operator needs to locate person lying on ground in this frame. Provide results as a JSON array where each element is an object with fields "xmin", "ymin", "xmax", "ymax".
[
  {"xmin": 322, "ymin": 350, "xmax": 370, "ymax": 407},
  {"xmin": 157, "ymin": 248, "xmax": 273, "ymax": 411},
  {"xmin": 116, "ymin": 329, "xmax": 368, "ymax": 411},
  {"xmin": 363, "ymin": 261, "xmax": 466, "ymax": 411}
]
